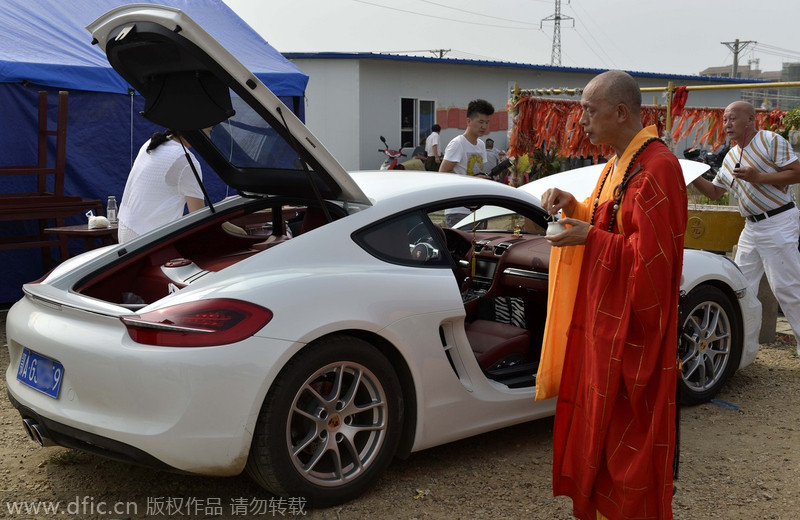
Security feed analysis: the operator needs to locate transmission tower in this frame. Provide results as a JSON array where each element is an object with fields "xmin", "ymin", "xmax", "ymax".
[{"xmin": 541, "ymin": 0, "xmax": 574, "ymax": 66}]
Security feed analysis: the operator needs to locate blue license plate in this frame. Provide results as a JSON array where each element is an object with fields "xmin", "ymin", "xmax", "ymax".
[{"xmin": 16, "ymin": 348, "xmax": 64, "ymax": 399}]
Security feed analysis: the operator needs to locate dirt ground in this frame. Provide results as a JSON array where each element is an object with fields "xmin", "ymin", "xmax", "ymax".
[{"xmin": 2, "ymin": 309, "xmax": 800, "ymax": 520}]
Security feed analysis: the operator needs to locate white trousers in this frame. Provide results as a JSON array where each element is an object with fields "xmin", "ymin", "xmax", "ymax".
[{"xmin": 735, "ymin": 207, "xmax": 800, "ymax": 352}]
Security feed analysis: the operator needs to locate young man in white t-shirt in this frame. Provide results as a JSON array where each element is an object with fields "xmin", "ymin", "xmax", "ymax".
[{"xmin": 439, "ymin": 99, "xmax": 494, "ymax": 226}]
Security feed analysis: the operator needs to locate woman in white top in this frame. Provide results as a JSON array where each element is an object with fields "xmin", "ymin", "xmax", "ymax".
[{"xmin": 117, "ymin": 129, "xmax": 206, "ymax": 244}]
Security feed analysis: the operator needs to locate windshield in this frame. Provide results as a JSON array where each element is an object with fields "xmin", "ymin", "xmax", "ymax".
[
  {"xmin": 207, "ymin": 91, "xmax": 304, "ymax": 172},
  {"xmin": 454, "ymin": 206, "xmax": 547, "ymax": 234},
  {"xmin": 188, "ymin": 87, "xmax": 349, "ymax": 198}
]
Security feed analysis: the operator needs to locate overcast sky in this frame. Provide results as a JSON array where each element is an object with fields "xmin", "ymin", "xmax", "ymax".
[{"xmin": 223, "ymin": 0, "xmax": 800, "ymax": 76}]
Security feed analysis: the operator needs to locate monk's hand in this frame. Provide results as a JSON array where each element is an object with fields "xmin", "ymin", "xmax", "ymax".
[
  {"xmin": 545, "ymin": 217, "xmax": 590, "ymax": 247},
  {"xmin": 732, "ymin": 165, "xmax": 762, "ymax": 184},
  {"xmin": 541, "ymin": 188, "xmax": 578, "ymax": 217}
]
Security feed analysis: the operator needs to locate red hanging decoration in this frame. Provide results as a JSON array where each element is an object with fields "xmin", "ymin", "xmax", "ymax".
[
  {"xmin": 508, "ymin": 94, "xmax": 787, "ymax": 162},
  {"xmin": 671, "ymin": 86, "xmax": 689, "ymax": 118}
]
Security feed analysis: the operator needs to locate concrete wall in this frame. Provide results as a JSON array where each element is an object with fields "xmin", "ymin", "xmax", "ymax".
[
  {"xmin": 290, "ymin": 57, "xmax": 746, "ymax": 171},
  {"xmin": 295, "ymin": 59, "xmax": 361, "ymax": 170},
  {"xmin": 357, "ymin": 60, "xmax": 518, "ymax": 170}
]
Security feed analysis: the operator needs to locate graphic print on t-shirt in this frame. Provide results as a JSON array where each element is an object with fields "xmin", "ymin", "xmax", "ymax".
[{"xmin": 467, "ymin": 154, "xmax": 483, "ymax": 176}]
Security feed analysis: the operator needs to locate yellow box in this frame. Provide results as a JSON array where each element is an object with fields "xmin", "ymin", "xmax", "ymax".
[{"xmin": 685, "ymin": 204, "xmax": 744, "ymax": 253}]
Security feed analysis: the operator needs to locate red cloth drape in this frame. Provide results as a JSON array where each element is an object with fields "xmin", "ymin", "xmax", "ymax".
[
  {"xmin": 509, "ymin": 95, "xmax": 786, "ymax": 160},
  {"xmin": 671, "ymin": 86, "xmax": 688, "ymax": 118}
]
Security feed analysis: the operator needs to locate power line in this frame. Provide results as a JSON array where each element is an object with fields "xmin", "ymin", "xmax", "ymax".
[
  {"xmin": 569, "ymin": 25, "xmax": 614, "ymax": 69},
  {"xmin": 417, "ymin": 0, "xmax": 539, "ymax": 26},
  {"xmin": 566, "ymin": 0, "xmax": 634, "ymax": 70},
  {"xmin": 755, "ymin": 42, "xmax": 800, "ymax": 57},
  {"xmin": 351, "ymin": 0, "xmax": 537, "ymax": 30},
  {"xmin": 447, "ymin": 50, "xmax": 501, "ymax": 61},
  {"xmin": 379, "ymin": 49, "xmax": 452, "ymax": 58},
  {"xmin": 563, "ymin": 6, "xmax": 616, "ymax": 69},
  {"xmin": 752, "ymin": 43, "xmax": 800, "ymax": 65},
  {"xmin": 378, "ymin": 49, "xmax": 504, "ymax": 61}
]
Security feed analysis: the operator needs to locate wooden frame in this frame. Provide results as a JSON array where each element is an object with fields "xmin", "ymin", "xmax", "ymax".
[{"xmin": 0, "ymin": 91, "xmax": 102, "ymax": 265}]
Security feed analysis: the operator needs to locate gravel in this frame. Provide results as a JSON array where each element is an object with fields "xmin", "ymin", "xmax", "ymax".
[{"xmin": 2, "ymin": 310, "xmax": 799, "ymax": 519}]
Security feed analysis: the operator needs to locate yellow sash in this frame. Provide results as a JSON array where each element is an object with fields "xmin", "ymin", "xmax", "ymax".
[{"xmin": 534, "ymin": 125, "xmax": 660, "ymax": 400}]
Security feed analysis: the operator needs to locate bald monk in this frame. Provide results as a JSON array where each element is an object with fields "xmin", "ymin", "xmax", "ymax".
[{"xmin": 536, "ymin": 70, "xmax": 687, "ymax": 520}]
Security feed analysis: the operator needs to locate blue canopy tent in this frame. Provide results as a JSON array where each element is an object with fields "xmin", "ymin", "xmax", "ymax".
[{"xmin": 0, "ymin": 0, "xmax": 308, "ymax": 304}]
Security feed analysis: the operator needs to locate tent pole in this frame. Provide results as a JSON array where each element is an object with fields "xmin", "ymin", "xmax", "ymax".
[{"xmin": 129, "ymin": 89, "xmax": 135, "ymax": 168}]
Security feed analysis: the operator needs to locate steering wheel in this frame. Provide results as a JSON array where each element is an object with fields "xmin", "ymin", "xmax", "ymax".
[
  {"xmin": 411, "ymin": 242, "xmax": 436, "ymax": 261},
  {"xmin": 408, "ymin": 222, "xmax": 431, "ymax": 246},
  {"xmin": 408, "ymin": 222, "xmax": 448, "ymax": 263}
]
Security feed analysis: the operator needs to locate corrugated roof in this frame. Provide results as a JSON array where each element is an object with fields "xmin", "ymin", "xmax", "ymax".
[{"xmin": 282, "ymin": 52, "xmax": 769, "ymax": 84}]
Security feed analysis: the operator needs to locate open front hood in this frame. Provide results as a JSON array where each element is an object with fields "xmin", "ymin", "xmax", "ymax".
[{"xmin": 87, "ymin": 4, "xmax": 370, "ymax": 205}]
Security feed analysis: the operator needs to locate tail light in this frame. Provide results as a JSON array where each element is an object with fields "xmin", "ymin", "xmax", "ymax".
[{"xmin": 120, "ymin": 299, "xmax": 273, "ymax": 347}]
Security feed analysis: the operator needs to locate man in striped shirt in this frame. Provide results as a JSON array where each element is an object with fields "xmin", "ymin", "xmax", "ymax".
[{"xmin": 692, "ymin": 100, "xmax": 800, "ymax": 352}]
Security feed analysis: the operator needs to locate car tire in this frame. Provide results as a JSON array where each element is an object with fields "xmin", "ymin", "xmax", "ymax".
[
  {"xmin": 246, "ymin": 335, "xmax": 404, "ymax": 507},
  {"xmin": 678, "ymin": 285, "xmax": 742, "ymax": 405}
]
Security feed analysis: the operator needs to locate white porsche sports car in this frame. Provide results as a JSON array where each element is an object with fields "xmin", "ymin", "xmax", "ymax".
[{"xmin": 5, "ymin": 4, "xmax": 760, "ymax": 507}]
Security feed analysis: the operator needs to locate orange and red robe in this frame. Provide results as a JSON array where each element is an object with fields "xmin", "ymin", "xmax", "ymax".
[{"xmin": 538, "ymin": 126, "xmax": 687, "ymax": 520}]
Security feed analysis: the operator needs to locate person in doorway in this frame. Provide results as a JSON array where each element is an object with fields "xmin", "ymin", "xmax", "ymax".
[
  {"xmin": 439, "ymin": 99, "xmax": 494, "ymax": 226},
  {"xmin": 424, "ymin": 124, "xmax": 442, "ymax": 171},
  {"xmin": 691, "ymin": 100, "xmax": 800, "ymax": 352},
  {"xmin": 536, "ymin": 70, "xmax": 687, "ymax": 520},
  {"xmin": 117, "ymin": 129, "xmax": 206, "ymax": 244}
]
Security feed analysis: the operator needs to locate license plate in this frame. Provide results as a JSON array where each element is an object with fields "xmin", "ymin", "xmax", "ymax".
[{"xmin": 16, "ymin": 348, "xmax": 64, "ymax": 399}]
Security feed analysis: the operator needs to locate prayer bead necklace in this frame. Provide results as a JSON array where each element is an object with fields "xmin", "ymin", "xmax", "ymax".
[{"xmin": 589, "ymin": 137, "xmax": 662, "ymax": 232}]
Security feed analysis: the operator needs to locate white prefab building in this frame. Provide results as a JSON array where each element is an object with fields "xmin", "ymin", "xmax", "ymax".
[{"xmin": 284, "ymin": 52, "xmax": 762, "ymax": 171}]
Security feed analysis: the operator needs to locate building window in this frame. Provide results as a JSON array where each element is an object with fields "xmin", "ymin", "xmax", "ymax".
[
  {"xmin": 419, "ymin": 100, "xmax": 435, "ymax": 141},
  {"xmin": 401, "ymin": 98, "xmax": 435, "ymax": 151}
]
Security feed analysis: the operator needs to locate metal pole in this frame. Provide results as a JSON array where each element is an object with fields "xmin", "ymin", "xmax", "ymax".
[
  {"xmin": 514, "ymin": 81, "xmax": 800, "ymax": 97},
  {"xmin": 665, "ymin": 81, "xmax": 675, "ymax": 134},
  {"xmin": 640, "ymin": 81, "xmax": 800, "ymax": 93},
  {"xmin": 722, "ymin": 39, "xmax": 756, "ymax": 78}
]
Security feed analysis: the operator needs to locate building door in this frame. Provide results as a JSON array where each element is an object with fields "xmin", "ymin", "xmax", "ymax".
[{"xmin": 401, "ymin": 98, "xmax": 435, "ymax": 152}]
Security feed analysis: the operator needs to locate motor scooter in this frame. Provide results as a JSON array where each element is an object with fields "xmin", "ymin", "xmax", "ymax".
[{"xmin": 378, "ymin": 136, "xmax": 406, "ymax": 170}]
